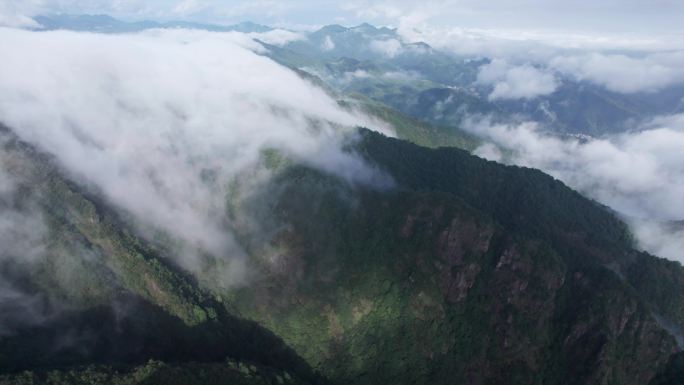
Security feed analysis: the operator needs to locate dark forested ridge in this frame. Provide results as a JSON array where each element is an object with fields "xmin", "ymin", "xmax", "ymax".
[
  {"xmin": 355, "ymin": 129, "xmax": 634, "ymax": 263},
  {"xmin": 0, "ymin": 125, "xmax": 323, "ymax": 385},
  {"xmin": 1, "ymin": 125, "xmax": 683, "ymax": 384}
]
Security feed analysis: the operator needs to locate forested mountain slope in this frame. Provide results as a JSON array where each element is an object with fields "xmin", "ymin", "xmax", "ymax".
[
  {"xmin": 1, "ymin": 125, "xmax": 683, "ymax": 384},
  {"xmin": 0, "ymin": 125, "xmax": 323, "ymax": 385}
]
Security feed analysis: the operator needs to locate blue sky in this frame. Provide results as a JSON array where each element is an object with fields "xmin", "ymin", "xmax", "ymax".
[{"xmin": 2, "ymin": 0, "xmax": 684, "ymax": 34}]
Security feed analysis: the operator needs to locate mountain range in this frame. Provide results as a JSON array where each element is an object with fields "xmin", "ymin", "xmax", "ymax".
[
  {"xmin": 1, "ymin": 121, "xmax": 684, "ymax": 384},
  {"xmin": 33, "ymin": 14, "xmax": 684, "ymax": 137},
  {"xmin": 1, "ymin": 15, "xmax": 683, "ymax": 385}
]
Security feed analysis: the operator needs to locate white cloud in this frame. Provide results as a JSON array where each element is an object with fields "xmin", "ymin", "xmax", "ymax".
[
  {"xmin": 340, "ymin": 2, "xmax": 403, "ymax": 20},
  {"xmin": 345, "ymin": 0, "xmax": 684, "ymax": 37},
  {"xmin": 334, "ymin": 70, "xmax": 372, "ymax": 85},
  {"xmin": 399, "ymin": 24, "xmax": 684, "ymax": 55},
  {"xmin": 631, "ymin": 221, "xmax": 684, "ymax": 262},
  {"xmin": 0, "ymin": 27, "xmax": 392, "ymax": 285},
  {"xmin": 0, "ymin": 2, "xmax": 41, "ymax": 28},
  {"xmin": 398, "ymin": 24, "xmax": 684, "ymax": 94},
  {"xmin": 381, "ymin": 70, "xmax": 420, "ymax": 81},
  {"xmin": 477, "ymin": 59, "xmax": 558, "ymax": 100},
  {"xmin": 212, "ymin": 0, "xmax": 293, "ymax": 20},
  {"xmin": 249, "ymin": 29, "xmax": 304, "ymax": 46},
  {"xmin": 369, "ymin": 38, "xmax": 402, "ymax": 58},
  {"xmin": 550, "ymin": 52, "xmax": 684, "ymax": 93},
  {"xmin": 321, "ymin": 35, "xmax": 335, "ymax": 51},
  {"xmin": 473, "ymin": 142, "xmax": 502, "ymax": 161},
  {"xmin": 467, "ymin": 114, "xmax": 684, "ymax": 262}
]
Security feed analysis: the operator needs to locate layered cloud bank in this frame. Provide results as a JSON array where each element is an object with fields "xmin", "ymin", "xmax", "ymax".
[
  {"xmin": 0, "ymin": 27, "xmax": 390, "ymax": 283},
  {"xmin": 396, "ymin": 22, "xmax": 684, "ymax": 95},
  {"xmin": 467, "ymin": 114, "xmax": 684, "ymax": 262}
]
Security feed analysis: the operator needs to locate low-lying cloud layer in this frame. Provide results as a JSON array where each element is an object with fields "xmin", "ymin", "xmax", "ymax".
[
  {"xmin": 0, "ymin": 27, "xmax": 390, "ymax": 284},
  {"xmin": 549, "ymin": 52, "xmax": 684, "ymax": 94},
  {"xmin": 467, "ymin": 114, "xmax": 684, "ymax": 262},
  {"xmin": 397, "ymin": 23, "xmax": 684, "ymax": 95},
  {"xmin": 476, "ymin": 59, "xmax": 558, "ymax": 100}
]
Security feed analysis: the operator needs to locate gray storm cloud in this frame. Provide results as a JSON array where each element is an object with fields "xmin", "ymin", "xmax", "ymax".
[
  {"xmin": 466, "ymin": 114, "xmax": 684, "ymax": 262},
  {"xmin": 0, "ymin": 27, "xmax": 391, "ymax": 284}
]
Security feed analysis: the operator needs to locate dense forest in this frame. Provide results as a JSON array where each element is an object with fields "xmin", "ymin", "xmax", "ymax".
[{"xmin": 1, "ymin": 125, "xmax": 683, "ymax": 384}]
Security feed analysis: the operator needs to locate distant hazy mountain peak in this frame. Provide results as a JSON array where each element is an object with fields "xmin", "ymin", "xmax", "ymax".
[
  {"xmin": 316, "ymin": 24, "xmax": 349, "ymax": 34},
  {"xmin": 229, "ymin": 21, "xmax": 273, "ymax": 33},
  {"xmin": 351, "ymin": 22, "xmax": 397, "ymax": 35},
  {"xmin": 31, "ymin": 14, "xmax": 272, "ymax": 34},
  {"xmin": 351, "ymin": 22, "xmax": 378, "ymax": 32},
  {"xmin": 406, "ymin": 41, "xmax": 432, "ymax": 50}
]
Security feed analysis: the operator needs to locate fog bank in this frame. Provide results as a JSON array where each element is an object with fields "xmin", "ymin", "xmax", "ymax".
[{"xmin": 0, "ymin": 27, "xmax": 391, "ymax": 284}]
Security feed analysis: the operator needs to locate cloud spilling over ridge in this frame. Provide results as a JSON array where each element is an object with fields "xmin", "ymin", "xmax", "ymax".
[
  {"xmin": 466, "ymin": 114, "xmax": 684, "ymax": 262},
  {"xmin": 0, "ymin": 27, "xmax": 391, "ymax": 283},
  {"xmin": 631, "ymin": 221, "xmax": 684, "ymax": 264}
]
